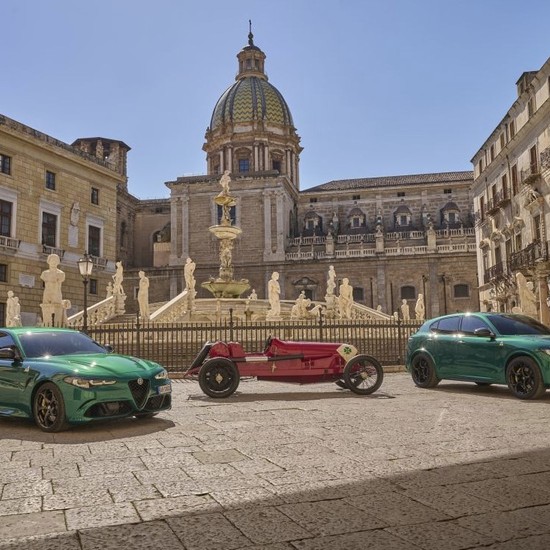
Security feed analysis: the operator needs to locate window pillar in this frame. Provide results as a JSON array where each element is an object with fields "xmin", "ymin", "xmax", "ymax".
[
  {"xmin": 254, "ymin": 145, "xmax": 259, "ymax": 171},
  {"xmin": 264, "ymin": 145, "xmax": 269, "ymax": 171},
  {"xmin": 263, "ymin": 190, "xmax": 272, "ymax": 260},
  {"xmin": 227, "ymin": 146, "xmax": 232, "ymax": 172}
]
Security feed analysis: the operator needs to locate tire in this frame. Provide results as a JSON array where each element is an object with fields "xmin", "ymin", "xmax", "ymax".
[
  {"xmin": 506, "ymin": 356, "xmax": 546, "ymax": 400},
  {"xmin": 33, "ymin": 382, "xmax": 69, "ymax": 432},
  {"xmin": 198, "ymin": 358, "xmax": 240, "ymax": 398},
  {"xmin": 343, "ymin": 355, "xmax": 384, "ymax": 395},
  {"xmin": 410, "ymin": 353, "xmax": 441, "ymax": 388},
  {"xmin": 475, "ymin": 382, "xmax": 492, "ymax": 387},
  {"xmin": 134, "ymin": 413, "xmax": 158, "ymax": 419}
]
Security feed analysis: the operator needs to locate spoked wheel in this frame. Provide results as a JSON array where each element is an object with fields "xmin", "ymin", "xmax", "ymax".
[
  {"xmin": 33, "ymin": 382, "xmax": 69, "ymax": 432},
  {"xmin": 343, "ymin": 355, "xmax": 384, "ymax": 395},
  {"xmin": 507, "ymin": 356, "xmax": 546, "ymax": 400},
  {"xmin": 410, "ymin": 353, "xmax": 441, "ymax": 388},
  {"xmin": 198, "ymin": 358, "xmax": 240, "ymax": 398}
]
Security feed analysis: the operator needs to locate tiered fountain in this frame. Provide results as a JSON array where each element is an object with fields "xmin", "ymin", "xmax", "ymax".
[{"xmin": 201, "ymin": 171, "xmax": 251, "ymax": 298}]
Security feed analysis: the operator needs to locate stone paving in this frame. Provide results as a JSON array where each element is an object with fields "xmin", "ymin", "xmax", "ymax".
[{"xmin": 2, "ymin": 373, "xmax": 550, "ymax": 549}]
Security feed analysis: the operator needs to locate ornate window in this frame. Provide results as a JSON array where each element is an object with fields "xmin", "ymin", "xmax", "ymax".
[
  {"xmin": 394, "ymin": 204, "xmax": 412, "ymax": 228},
  {"xmin": 348, "ymin": 207, "xmax": 365, "ymax": 229},
  {"xmin": 303, "ymin": 211, "xmax": 322, "ymax": 235},
  {"xmin": 440, "ymin": 201, "xmax": 461, "ymax": 226}
]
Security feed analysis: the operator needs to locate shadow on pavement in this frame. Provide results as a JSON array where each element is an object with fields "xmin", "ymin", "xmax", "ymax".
[{"xmin": 0, "ymin": 416, "xmax": 175, "ymax": 444}]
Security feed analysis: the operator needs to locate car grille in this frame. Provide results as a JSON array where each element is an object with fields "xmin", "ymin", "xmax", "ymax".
[
  {"xmin": 85, "ymin": 401, "xmax": 133, "ymax": 418},
  {"xmin": 146, "ymin": 394, "xmax": 171, "ymax": 410},
  {"xmin": 128, "ymin": 379, "xmax": 150, "ymax": 409}
]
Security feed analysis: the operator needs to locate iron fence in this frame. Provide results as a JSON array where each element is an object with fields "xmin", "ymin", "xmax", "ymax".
[{"xmin": 87, "ymin": 315, "xmax": 423, "ymax": 374}]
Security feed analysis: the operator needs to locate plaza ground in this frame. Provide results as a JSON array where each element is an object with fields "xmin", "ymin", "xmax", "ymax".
[{"xmin": 2, "ymin": 372, "xmax": 550, "ymax": 549}]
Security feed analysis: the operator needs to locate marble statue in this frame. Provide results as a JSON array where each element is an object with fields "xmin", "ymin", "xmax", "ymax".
[
  {"xmin": 40, "ymin": 253, "xmax": 65, "ymax": 326},
  {"xmin": 266, "ymin": 271, "xmax": 281, "ymax": 319},
  {"xmin": 516, "ymin": 272, "xmax": 537, "ymax": 318},
  {"xmin": 137, "ymin": 270, "xmax": 150, "ymax": 320},
  {"xmin": 112, "ymin": 261, "xmax": 125, "ymax": 295},
  {"xmin": 415, "ymin": 293, "xmax": 425, "ymax": 321},
  {"xmin": 326, "ymin": 265, "xmax": 336, "ymax": 296},
  {"xmin": 184, "ymin": 257, "xmax": 196, "ymax": 290},
  {"xmin": 248, "ymin": 289, "xmax": 258, "ymax": 300},
  {"xmin": 291, "ymin": 291, "xmax": 312, "ymax": 319},
  {"xmin": 41, "ymin": 254, "xmax": 65, "ymax": 305},
  {"xmin": 218, "ymin": 169, "xmax": 231, "ymax": 198},
  {"xmin": 338, "ymin": 277, "xmax": 354, "ymax": 320},
  {"xmin": 70, "ymin": 202, "xmax": 81, "ymax": 226},
  {"xmin": 401, "ymin": 299, "xmax": 410, "ymax": 320},
  {"xmin": 6, "ymin": 291, "xmax": 22, "ymax": 327}
]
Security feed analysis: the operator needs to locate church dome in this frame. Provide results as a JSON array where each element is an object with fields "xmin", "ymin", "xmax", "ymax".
[
  {"xmin": 208, "ymin": 30, "xmax": 294, "ymax": 131},
  {"xmin": 210, "ymin": 77, "xmax": 294, "ymax": 130}
]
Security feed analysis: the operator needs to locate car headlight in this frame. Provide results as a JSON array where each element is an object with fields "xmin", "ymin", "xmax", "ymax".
[
  {"xmin": 154, "ymin": 369, "xmax": 169, "ymax": 380},
  {"xmin": 64, "ymin": 376, "xmax": 117, "ymax": 389}
]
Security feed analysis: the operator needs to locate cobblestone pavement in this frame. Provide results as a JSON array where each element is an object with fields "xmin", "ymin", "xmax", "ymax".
[{"xmin": 3, "ymin": 373, "xmax": 550, "ymax": 549}]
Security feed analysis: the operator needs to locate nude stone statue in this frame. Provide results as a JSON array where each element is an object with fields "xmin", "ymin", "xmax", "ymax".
[
  {"xmin": 137, "ymin": 270, "xmax": 150, "ymax": 320},
  {"xmin": 415, "ymin": 293, "xmax": 425, "ymax": 321},
  {"xmin": 267, "ymin": 271, "xmax": 281, "ymax": 319},
  {"xmin": 6, "ymin": 291, "xmax": 22, "ymax": 327},
  {"xmin": 184, "ymin": 257, "xmax": 196, "ymax": 290},
  {"xmin": 41, "ymin": 254, "xmax": 65, "ymax": 305},
  {"xmin": 401, "ymin": 298, "xmax": 410, "ymax": 320},
  {"xmin": 338, "ymin": 277, "xmax": 354, "ymax": 320}
]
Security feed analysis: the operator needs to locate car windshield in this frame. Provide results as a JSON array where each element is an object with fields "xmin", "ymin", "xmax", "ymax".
[
  {"xmin": 18, "ymin": 331, "xmax": 108, "ymax": 358},
  {"xmin": 487, "ymin": 314, "xmax": 550, "ymax": 336}
]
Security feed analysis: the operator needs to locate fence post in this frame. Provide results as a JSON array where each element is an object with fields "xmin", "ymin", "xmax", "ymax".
[
  {"xmin": 136, "ymin": 312, "xmax": 141, "ymax": 357},
  {"xmin": 229, "ymin": 308, "xmax": 234, "ymax": 342},
  {"xmin": 397, "ymin": 317, "xmax": 403, "ymax": 364},
  {"xmin": 318, "ymin": 308, "xmax": 324, "ymax": 342}
]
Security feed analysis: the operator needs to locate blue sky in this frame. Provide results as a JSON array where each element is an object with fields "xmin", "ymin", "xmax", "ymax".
[{"xmin": 2, "ymin": 0, "xmax": 550, "ymax": 198}]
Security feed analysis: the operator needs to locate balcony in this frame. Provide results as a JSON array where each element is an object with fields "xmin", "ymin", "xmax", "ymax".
[
  {"xmin": 91, "ymin": 255, "xmax": 108, "ymax": 269},
  {"xmin": 42, "ymin": 245, "xmax": 65, "ymax": 259},
  {"xmin": 521, "ymin": 164, "xmax": 541, "ymax": 185},
  {"xmin": 483, "ymin": 261, "xmax": 509, "ymax": 285},
  {"xmin": 541, "ymin": 147, "xmax": 550, "ymax": 171},
  {"xmin": 0, "ymin": 235, "xmax": 20, "ymax": 252},
  {"xmin": 509, "ymin": 241, "xmax": 548, "ymax": 272}
]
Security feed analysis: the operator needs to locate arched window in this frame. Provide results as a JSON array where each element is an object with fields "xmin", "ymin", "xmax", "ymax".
[
  {"xmin": 454, "ymin": 284, "xmax": 470, "ymax": 298},
  {"xmin": 401, "ymin": 286, "xmax": 416, "ymax": 300}
]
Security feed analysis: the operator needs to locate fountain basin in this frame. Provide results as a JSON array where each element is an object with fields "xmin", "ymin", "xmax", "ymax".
[
  {"xmin": 201, "ymin": 279, "xmax": 250, "ymax": 299},
  {"xmin": 209, "ymin": 225, "xmax": 242, "ymax": 240}
]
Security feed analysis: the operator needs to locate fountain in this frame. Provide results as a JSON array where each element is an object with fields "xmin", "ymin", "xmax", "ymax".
[{"xmin": 201, "ymin": 171, "xmax": 251, "ymax": 298}]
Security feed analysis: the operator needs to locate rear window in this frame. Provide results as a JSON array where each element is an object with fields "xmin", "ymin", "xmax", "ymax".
[
  {"xmin": 430, "ymin": 316, "xmax": 461, "ymax": 334},
  {"xmin": 487, "ymin": 314, "xmax": 550, "ymax": 336}
]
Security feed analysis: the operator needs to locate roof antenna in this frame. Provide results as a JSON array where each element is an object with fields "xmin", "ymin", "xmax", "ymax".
[{"xmin": 248, "ymin": 19, "xmax": 254, "ymax": 46}]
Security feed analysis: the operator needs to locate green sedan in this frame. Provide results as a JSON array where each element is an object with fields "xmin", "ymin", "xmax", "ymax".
[
  {"xmin": 0, "ymin": 327, "xmax": 171, "ymax": 432},
  {"xmin": 406, "ymin": 312, "xmax": 550, "ymax": 400}
]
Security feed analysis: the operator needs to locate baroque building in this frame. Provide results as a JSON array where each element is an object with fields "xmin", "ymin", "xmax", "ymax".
[
  {"xmin": 121, "ymin": 31, "xmax": 479, "ymax": 318},
  {"xmin": 0, "ymin": 114, "xmax": 129, "ymax": 324},
  {"xmin": 471, "ymin": 57, "xmax": 550, "ymax": 322}
]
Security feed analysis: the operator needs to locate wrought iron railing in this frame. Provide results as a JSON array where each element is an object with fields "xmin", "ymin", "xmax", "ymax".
[{"xmin": 509, "ymin": 241, "xmax": 548, "ymax": 271}]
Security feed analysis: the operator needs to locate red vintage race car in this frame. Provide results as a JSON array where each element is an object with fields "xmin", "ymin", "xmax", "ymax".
[{"xmin": 185, "ymin": 336, "xmax": 384, "ymax": 398}]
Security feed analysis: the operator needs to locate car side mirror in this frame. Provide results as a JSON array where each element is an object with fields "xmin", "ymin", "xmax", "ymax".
[
  {"xmin": 104, "ymin": 344, "xmax": 114, "ymax": 353},
  {"xmin": 474, "ymin": 327, "xmax": 495, "ymax": 339}
]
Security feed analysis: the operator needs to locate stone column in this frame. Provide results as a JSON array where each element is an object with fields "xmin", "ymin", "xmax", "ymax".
[
  {"xmin": 276, "ymin": 191, "xmax": 285, "ymax": 256},
  {"xmin": 169, "ymin": 196, "xmax": 180, "ymax": 264},
  {"xmin": 227, "ymin": 146, "xmax": 232, "ymax": 172},
  {"xmin": 264, "ymin": 145, "xmax": 269, "ymax": 170},
  {"xmin": 254, "ymin": 145, "xmax": 259, "ymax": 171},
  {"xmin": 219, "ymin": 150, "xmax": 224, "ymax": 173},
  {"xmin": 263, "ymin": 190, "xmax": 272, "ymax": 260},
  {"xmin": 182, "ymin": 194, "xmax": 190, "ymax": 260}
]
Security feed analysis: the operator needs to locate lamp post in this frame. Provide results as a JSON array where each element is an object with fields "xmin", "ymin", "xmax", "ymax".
[
  {"xmin": 440, "ymin": 273, "xmax": 448, "ymax": 315},
  {"xmin": 78, "ymin": 252, "xmax": 93, "ymax": 333}
]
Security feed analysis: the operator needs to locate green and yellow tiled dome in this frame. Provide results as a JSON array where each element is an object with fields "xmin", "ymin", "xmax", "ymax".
[
  {"xmin": 210, "ymin": 77, "xmax": 294, "ymax": 129},
  {"xmin": 209, "ymin": 32, "xmax": 294, "ymax": 131}
]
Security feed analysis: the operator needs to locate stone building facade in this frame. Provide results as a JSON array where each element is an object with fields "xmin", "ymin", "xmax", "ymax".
[
  {"xmin": 120, "ymin": 32, "xmax": 480, "ymax": 318},
  {"xmin": 0, "ymin": 114, "xmax": 129, "ymax": 324},
  {"xmin": 471, "ymin": 57, "xmax": 550, "ymax": 322}
]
